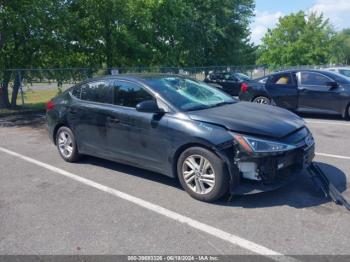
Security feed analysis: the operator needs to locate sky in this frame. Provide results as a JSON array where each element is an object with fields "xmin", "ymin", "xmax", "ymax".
[{"xmin": 251, "ymin": 0, "xmax": 350, "ymax": 44}]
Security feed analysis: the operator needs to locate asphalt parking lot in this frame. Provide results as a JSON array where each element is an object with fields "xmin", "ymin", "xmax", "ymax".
[{"xmin": 0, "ymin": 114, "xmax": 350, "ymax": 259}]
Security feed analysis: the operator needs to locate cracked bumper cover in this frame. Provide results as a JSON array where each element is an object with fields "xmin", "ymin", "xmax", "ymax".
[{"xmin": 223, "ymin": 143, "xmax": 315, "ymax": 195}]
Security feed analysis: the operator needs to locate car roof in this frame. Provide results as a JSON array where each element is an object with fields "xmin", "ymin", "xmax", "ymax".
[
  {"xmin": 327, "ymin": 67, "xmax": 350, "ymax": 70},
  {"xmin": 83, "ymin": 73, "xmax": 186, "ymax": 85},
  {"xmin": 268, "ymin": 69, "xmax": 336, "ymax": 76}
]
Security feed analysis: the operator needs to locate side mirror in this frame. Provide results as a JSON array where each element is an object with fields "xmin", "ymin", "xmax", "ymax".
[
  {"xmin": 136, "ymin": 100, "xmax": 164, "ymax": 114},
  {"xmin": 326, "ymin": 81, "xmax": 339, "ymax": 89}
]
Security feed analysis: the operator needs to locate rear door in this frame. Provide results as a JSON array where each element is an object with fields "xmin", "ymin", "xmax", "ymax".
[
  {"xmin": 297, "ymin": 71, "xmax": 341, "ymax": 113},
  {"xmin": 68, "ymin": 80, "xmax": 115, "ymax": 155},
  {"xmin": 265, "ymin": 72, "xmax": 298, "ymax": 109}
]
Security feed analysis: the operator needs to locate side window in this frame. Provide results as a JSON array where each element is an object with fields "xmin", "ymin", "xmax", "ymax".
[
  {"xmin": 113, "ymin": 81, "xmax": 154, "ymax": 108},
  {"xmin": 80, "ymin": 81, "xmax": 114, "ymax": 104},
  {"xmin": 300, "ymin": 72, "xmax": 330, "ymax": 86},
  {"xmin": 71, "ymin": 85, "xmax": 82, "ymax": 98},
  {"xmin": 269, "ymin": 73, "xmax": 293, "ymax": 85}
]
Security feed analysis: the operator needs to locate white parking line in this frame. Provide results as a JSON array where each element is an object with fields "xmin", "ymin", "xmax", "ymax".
[
  {"xmin": 0, "ymin": 146, "xmax": 297, "ymax": 262},
  {"xmin": 316, "ymin": 152, "xmax": 350, "ymax": 160},
  {"xmin": 305, "ymin": 120, "xmax": 350, "ymax": 126}
]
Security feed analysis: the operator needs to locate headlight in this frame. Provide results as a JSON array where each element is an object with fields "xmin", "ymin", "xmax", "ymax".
[{"xmin": 232, "ymin": 133, "xmax": 296, "ymax": 154}]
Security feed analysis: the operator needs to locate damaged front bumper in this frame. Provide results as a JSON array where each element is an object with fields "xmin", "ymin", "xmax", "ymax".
[{"xmin": 228, "ymin": 142, "xmax": 315, "ymax": 195}]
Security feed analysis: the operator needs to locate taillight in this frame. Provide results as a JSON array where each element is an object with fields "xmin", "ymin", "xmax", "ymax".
[
  {"xmin": 241, "ymin": 83, "xmax": 248, "ymax": 93},
  {"xmin": 46, "ymin": 100, "xmax": 55, "ymax": 111}
]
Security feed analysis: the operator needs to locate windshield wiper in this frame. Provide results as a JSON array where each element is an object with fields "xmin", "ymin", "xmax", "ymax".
[
  {"xmin": 209, "ymin": 101, "xmax": 235, "ymax": 108},
  {"xmin": 185, "ymin": 105, "xmax": 211, "ymax": 111}
]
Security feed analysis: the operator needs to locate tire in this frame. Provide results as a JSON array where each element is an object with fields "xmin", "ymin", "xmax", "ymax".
[
  {"xmin": 252, "ymin": 96, "xmax": 271, "ymax": 105},
  {"xmin": 345, "ymin": 104, "xmax": 350, "ymax": 120},
  {"xmin": 56, "ymin": 126, "xmax": 81, "ymax": 162},
  {"xmin": 177, "ymin": 147, "xmax": 229, "ymax": 202}
]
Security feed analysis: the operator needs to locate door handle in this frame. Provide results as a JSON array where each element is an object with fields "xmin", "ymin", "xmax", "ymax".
[
  {"xmin": 69, "ymin": 109, "xmax": 77, "ymax": 114},
  {"xmin": 107, "ymin": 116, "xmax": 120, "ymax": 124}
]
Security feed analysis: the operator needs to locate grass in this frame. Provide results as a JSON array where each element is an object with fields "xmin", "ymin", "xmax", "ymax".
[{"xmin": 0, "ymin": 88, "xmax": 61, "ymax": 117}]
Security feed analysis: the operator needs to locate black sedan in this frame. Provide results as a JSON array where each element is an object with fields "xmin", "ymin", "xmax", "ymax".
[
  {"xmin": 239, "ymin": 69, "xmax": 350, "ymax": 119},
  {"xmin": 46, "ymin": 74, "xmax": 314, "ymax": 202},
  {"xmin": 204, "ymin": 71, "xmax": 255, "ymax": 96}
]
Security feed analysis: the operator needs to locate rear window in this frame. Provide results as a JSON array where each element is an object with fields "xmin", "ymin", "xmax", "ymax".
[{"xmin": 235, "ymin": 73, "xmax": 250, "ymax": 81}]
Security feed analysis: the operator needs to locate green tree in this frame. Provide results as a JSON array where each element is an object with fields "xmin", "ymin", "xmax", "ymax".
[
  {"xmin": 330, "ymin": 29, "xmax": 350, "ymax": 64},
  {"xmin": 0, "ymin": 0, "xmax": 256, "ymax": 108},
  {"xmin": 69, "ymin": 0, "xmax": 157, "ymax": 69},
  {"xmin": 257, "ymin": 11, "xmax": 335, "ymax": 69},
  {"xmin": 152, "ymin": 0, "xmax": 255, "ymax": 66},
  {"xmin": 0, "ymin": 0, "xmax": 74, "ymax": 108}
]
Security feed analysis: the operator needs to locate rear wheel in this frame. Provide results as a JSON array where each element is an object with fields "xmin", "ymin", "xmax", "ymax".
[
  {"xmin": 56, "ymin": 126, "xmax": 81, "ymax": 162},
  {"xmin": 252, "ymin": 96, "xmax": 270, "ymax": 105},
  {"xmin": 177, "ymin": 147, "xmax": 229, "ymax": 202}
]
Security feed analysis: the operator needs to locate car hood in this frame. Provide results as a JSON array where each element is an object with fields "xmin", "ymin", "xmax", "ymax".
[{"xmin": 187, "ymin": 102, "xmax": 305, "ymax": 139}]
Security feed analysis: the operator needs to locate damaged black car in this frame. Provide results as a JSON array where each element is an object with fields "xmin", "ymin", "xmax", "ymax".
[{"xmin": 47, "ymin": 74, "xmax": 315, "ymax": 202}]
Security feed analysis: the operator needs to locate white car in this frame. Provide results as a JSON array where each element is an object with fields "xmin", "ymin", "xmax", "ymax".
[{"xmin": 327, "ymin": 67, "xmax": 350, "ymax": 78}]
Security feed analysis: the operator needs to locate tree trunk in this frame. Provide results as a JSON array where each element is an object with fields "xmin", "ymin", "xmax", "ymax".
[
  {"xmin": 0, "ymin": 71, "xmax": 11, "ymax": 109},
  {"xmin": 10, "ymin": 72, "xmax": 21, "ymax": 108}
]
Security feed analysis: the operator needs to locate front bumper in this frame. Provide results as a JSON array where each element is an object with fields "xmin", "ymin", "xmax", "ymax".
[{"xmin": 229, "ymin": 143, "xmax": 315, "ymax": 195}]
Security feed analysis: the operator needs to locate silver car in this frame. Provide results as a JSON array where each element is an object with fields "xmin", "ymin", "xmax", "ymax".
[{"xmin": 327, "ymin": 67, "xmax": 350, "ymax": 78}]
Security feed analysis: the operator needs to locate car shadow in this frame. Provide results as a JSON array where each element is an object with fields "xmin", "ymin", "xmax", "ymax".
[
  {"xmin": 79, "ymin": 156, "xmax": 183, "ymax": 190},
  {"xmin": 0, "ymin": 113, "xmax": 45, "ymax": 128},
  {"xmin": 79, "ymin": 156, "xmax": 348, "ymax": 210}
]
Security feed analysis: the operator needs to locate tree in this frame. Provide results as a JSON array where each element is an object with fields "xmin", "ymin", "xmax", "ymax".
[
  {"xmin": 330, "ymin": 29, "xmax": 350, "ymax": 64},
  {"xmin": 257, "ymin": 11, "xmax": 335, "ymax": 68},
  {"xmin": 0, "ymin": 0, "xmax": 256, "ymax": 108},
  {"xmin": 0, "ymin": 0, "xmax": 74, "ymax": 108},
  {"xmin": 151, "ymin": 0, "xmax": 255, "ymax": 66}
]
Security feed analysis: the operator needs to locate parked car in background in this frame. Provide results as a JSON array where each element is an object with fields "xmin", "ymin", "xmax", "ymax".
[
  {"xmin": 47, "ymin": 74, "xmax": 314, "ymax": 202},
  {"xmin": 239, "ymin": 69, "xmax": 350, "ymax": 119},
  {"xmin": 204, "ymin": 71, "xmax": 254, "ymax": 96},
  {"xmin": 326, "ymin": 67, "xmax": 350, "ymax": 78}
]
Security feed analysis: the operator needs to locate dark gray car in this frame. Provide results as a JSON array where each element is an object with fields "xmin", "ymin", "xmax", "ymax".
[
  {"xmin": 239, "ymin": 69, "xmax": 350, "ymax": 119},
  {"xmin": 46, "ymin": 74, "xmax": 315, "ymax": 202}
]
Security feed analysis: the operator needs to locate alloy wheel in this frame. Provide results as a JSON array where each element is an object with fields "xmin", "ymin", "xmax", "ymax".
[
  {"xmin": 58, "ymin": 131, "xmax": 74, "ymax": 158},
  {"xmin": 253, "ymin": 96, "xmax": 270, "ymax": 105},
  {"xmin": 182, "ymin": 155, "xmax": 216, "ymax": 194}
]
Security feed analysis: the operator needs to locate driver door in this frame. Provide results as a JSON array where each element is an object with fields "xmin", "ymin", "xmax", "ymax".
[{"xmin": 106, "ymin": 80, "xmax": 171, "ymax": 172}]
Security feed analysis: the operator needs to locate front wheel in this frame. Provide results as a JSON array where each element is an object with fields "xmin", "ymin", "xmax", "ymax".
[
  {"xmin": 177, "ymin": 147, "xmax": 229, "ymax": 202},
  {"xmin": 252, "ymin": 96, "xmax": 271, "ymax": 105}
]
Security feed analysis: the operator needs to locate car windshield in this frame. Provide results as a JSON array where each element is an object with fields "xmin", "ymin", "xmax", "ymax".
[{"xmin": 146, "ymin": 77, "xmax": 236, "ymax": 111}]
